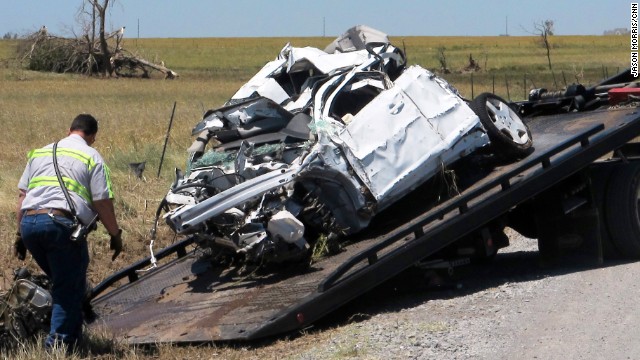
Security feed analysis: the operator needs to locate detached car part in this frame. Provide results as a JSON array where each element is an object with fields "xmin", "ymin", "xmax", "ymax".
[{"xmin": 0, "ymin": 269, "xmax": 52, "ymax": 347}]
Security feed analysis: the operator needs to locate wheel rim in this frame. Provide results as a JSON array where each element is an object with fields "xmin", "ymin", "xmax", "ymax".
[{"xmin": 486, "ymin": 98, "xmax": 531, "ymax": 145}]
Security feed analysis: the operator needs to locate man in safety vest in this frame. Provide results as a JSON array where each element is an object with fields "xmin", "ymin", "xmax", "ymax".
[{"xmin": 14, "ymin": 113, "xmax": 123, "ymax": 350}]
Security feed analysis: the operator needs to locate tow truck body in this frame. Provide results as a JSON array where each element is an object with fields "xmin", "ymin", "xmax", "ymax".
[{"xmin": 89, "ymin": 96, "xmax": 640, "ymax": 343}]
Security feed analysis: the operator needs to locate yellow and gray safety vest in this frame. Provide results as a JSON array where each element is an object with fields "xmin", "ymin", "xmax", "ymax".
[{"xmin": 18, "ymin": 134, "xmax": 113, "ymax": 225}]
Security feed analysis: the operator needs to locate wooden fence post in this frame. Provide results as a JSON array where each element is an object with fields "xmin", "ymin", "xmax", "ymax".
[
  {"xmin": 505, "ymin": 74, "xmax": 510, "ymax": 101},
  {"xmin": 158, "ymin": 101, "xmax": 177, "ymax": 178},
  {"xmin": 492, "ymin": 74, "xmax": 495, "ymax": 94},
  {"xmin": 471, "ymin": 73, "xmax": 474, "ymax": 99}
]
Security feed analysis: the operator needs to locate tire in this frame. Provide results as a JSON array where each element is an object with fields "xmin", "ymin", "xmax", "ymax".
[
  {"xmin": 470, "ymin": 93, "xmax": 533, "ymax": 160},
  {"xmin": 604, "ymin": 162, "xmax": 640, "ymax": 258}
]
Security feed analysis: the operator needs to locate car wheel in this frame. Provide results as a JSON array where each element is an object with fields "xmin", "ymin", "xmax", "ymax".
[
  {"xmin": 470, "ymin": 93, "xmax": 533, "ymax": 159},
  {"xmin": 604, "ymin": 162, "xmax": 640, "ymax": 258}
]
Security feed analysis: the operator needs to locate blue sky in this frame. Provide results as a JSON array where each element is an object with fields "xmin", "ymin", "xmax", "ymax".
[{"xmin": 1, "ymin": 0, "xmax": 633, "ymax": 38}]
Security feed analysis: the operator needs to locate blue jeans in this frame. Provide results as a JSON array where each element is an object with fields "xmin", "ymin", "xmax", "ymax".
[{"xmin": 20, "ymin": 214, "xmax": 89, "ymax": 348}]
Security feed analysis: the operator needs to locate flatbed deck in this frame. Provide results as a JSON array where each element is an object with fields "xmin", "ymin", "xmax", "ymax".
[{"xmin": 90, "ymin": 106, "xmax": 640, "ymax": 344}]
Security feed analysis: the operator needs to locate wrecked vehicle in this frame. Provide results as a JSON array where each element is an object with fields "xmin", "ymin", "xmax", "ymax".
[{"xmin": 160, "ymin": 25, "xmax": 533, "ymax": 265}]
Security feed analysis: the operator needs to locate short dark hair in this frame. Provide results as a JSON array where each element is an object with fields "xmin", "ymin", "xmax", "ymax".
[{"xmin": 70, "ymin": 114, "xmax": 98, "ymax": 136}]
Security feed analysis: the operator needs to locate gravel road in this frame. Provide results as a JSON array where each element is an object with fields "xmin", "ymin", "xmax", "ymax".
[{"xmin": 279, "ymin": 229, "xmax": 640, "ymax": 360}]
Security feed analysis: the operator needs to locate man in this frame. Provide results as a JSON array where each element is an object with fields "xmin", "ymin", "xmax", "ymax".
[{"xmin": 14, "ymin": 113, "xmax": 123, "ymax": 350}]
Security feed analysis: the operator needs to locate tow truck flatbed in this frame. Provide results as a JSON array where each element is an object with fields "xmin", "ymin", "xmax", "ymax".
[{"xmin": 90, "ymin": 106, "xmax": 640, "ymax": 343}]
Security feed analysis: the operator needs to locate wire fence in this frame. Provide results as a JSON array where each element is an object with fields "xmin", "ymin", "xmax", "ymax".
[{"xmin": 445, "ymin": 66, "xmax": 623, "ymax": 102}]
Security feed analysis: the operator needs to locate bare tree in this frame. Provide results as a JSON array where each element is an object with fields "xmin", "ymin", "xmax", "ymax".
[
  {"xmin": 543, "ymin": 20, "xmax": 554, "ymax": 36},
  {"xmin": 464, "ymin": 53, "xmax": 481, "ymax": 72},
  {"xmin": 481, "ymin": 48, "xmax": 489, "ymax": 72},
  {"xmin": 75, "ymin": 1, "xmax": 96, "ymax": 74},
  {"xmin": 534, "ymin": 20, "xmax": 558, "ymax": 88},
  {"xmin": 80, "ymin": 0, "xmax": 113, "ymax": 76},
  {"xmin": 436, "ymin": 46, "xmax": 450, "ymax": 74}
]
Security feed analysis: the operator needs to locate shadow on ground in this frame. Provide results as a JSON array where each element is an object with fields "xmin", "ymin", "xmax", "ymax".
[{"xmin": 299, "ymin": 248, "xmax": 634, "ymax": 335}]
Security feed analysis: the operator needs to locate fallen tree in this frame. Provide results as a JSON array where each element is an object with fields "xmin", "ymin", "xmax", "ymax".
[{"xmin": 17, "ymin": 27, "xmax": 177, "ymax": 79}]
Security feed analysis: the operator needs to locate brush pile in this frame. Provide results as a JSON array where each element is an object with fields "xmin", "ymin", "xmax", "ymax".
[{"xmin": 18, "ymin": 27, "xmax": 177, "ymax": 79}]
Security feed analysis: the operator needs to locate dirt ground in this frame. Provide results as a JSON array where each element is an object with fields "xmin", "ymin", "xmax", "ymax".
[{"xmin": 259, "ymin": 229, "xmax": 640, "ymax": 359}]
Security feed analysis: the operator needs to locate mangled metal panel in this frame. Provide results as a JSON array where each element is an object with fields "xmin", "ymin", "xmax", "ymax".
[
  {"xmin": 192, "ymin": 98, "xmax": 294, "ymax": 140},
  {"xmin": 168, "ymin": 167, "xmax": 300, "ymax": 234},
  {"xmin": 280, "ymin": 45, "xmax": 372, "ymax": 74},
  {"xmin": 336, "ymin": 66, "xmax": 489, "ymax": 206},
  {"xmin": 231, "ymin": 58, "xmax": 290, "ymax": 104},
  {"xmin": 232, "ymin": 43, "xmax": 387, "ymax": 106},
  {"xmin": 324, "ymin": 25, "xmax": 391, "ymax": 53}
]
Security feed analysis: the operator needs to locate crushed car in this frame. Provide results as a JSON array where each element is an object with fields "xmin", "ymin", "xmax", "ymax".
[{"xmin": 159, "ymin": 25, "xmax": 533, "ymax": 265}]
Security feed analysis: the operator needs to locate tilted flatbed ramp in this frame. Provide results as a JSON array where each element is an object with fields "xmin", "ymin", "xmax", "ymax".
[{"xmin": 91, "ymin": 107, "xmax": 640, "ymax": 344}]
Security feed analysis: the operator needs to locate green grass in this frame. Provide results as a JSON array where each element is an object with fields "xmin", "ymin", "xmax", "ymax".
[
  {"xmin": 0, "ymin": 34, "xmax": 632, "ymax": 359},
  {"xmin": 120, "ymin": 35, "xmax": 630, "ymax": 101},
  {"xmin": 79, "ymin": 34, "xmax": 630, "ymax": 87}
]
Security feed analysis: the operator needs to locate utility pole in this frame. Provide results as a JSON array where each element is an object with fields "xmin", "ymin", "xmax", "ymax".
[
  {"xmin": 323, "ymin": 17, "xmax": 326, "ymax": 37},
  {"xmin": 506, "ymin": 16, "xmax": 508, "ymax": 36}
]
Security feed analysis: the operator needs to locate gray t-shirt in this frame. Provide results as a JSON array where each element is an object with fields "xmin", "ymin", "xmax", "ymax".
[{"xmin": 19, "ymin": 134, "xmax": 113, "ymax": 225}]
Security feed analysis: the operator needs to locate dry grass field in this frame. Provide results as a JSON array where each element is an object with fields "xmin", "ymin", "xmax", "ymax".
[{"xmin": 0, "ymin": 34, "xmax": 630, "ymax": 359}]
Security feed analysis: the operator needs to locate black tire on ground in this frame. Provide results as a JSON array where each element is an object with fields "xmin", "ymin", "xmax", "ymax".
[
  {"xmin": 470, "ymin": 93, "xmax": 533, "ymax": 160},
  {"xmin": 604, "ymin": 162, "xmax": 640, "ymax": 258}
]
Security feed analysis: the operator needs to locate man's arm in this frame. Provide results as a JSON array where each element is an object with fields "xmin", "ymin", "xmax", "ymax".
[
  {"xmin": 93, "ymin": 198, "xmax": 120, "ymax": 236},
  {"xmin": 15, "ymin": 189, "xmax": 27, "ymax": 260},
  {"xmin": 16, "ymin": 189, "xmax": 26, "ymax": 228},
  {"xmin": 93, "ymin": 198, "xmax": 123, "ymax": 261}
]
